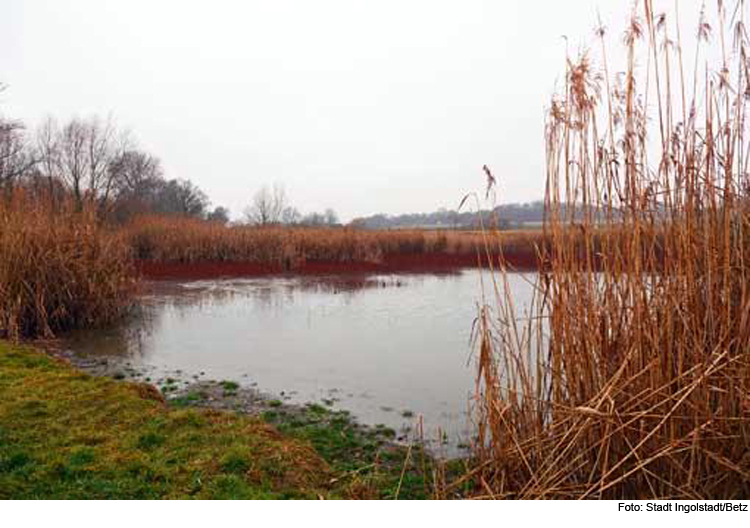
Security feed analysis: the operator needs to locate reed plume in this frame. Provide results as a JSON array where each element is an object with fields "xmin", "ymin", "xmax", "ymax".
[{"xmin": 468, "ymin": 0, "xmax": 750, "ymax": 499}]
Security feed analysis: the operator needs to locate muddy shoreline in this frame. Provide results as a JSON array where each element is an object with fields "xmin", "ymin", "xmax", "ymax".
[
  {"xmin": 43, "ymin": 344, "xmax": 427, "ymax": 450},
  {"xmin": 37, "ymin": 268, "xmax": 491, "ymax": 459},
  {"xmin": 3, "ymin": 342, "xmax": 453, "ymax": 498}
]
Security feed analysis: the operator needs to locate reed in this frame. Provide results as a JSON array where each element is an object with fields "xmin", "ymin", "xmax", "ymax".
[
  {"xmin": 466, "ymin": 0, "xmax": 750, "ymax": 499},
  {"xmin": 123, "ymin": 214, "xmax": 537, "ymax": 269},
  {"xmin": 0, "ymin": 191, "xmax": 136, "ymax": 339}
]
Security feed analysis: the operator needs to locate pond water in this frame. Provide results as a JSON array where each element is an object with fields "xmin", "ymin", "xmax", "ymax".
[{"xmin": 63, "ymin": 270, "xmax": 537, "ymax": 452}]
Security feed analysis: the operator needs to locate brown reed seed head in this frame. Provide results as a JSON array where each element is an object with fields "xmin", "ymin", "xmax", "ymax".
[{"xmin": 467, "ymin": 0, "xmax": 750, "ymax": 500}]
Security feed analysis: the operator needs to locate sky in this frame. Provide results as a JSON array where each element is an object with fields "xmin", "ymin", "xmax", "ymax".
[{"xmin": 1, "ymin": 0, "xmax": 707, "ymax": 221}]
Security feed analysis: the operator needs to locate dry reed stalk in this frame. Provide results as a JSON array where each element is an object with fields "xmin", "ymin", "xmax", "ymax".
[
  {"xmin": 470, "ymin": 0, "xmax": 750, "ymax": 499},
  {"xmin": 123, "ymin": 215, "xmax": 533, "ymax": 268},
  {"xmin": 0, "ymin": 190, "xmax": 136, "ymax": 339}
]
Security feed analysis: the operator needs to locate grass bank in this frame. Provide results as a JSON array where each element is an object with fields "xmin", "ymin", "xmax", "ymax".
[{"xmin": 0, "ymin": 342, "xmax": 445, "ymax": 499}]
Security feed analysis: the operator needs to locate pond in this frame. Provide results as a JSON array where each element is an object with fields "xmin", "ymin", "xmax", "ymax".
[{"xmin": 63, "ymin": 270, "xmax": 537, "ymax": 453}]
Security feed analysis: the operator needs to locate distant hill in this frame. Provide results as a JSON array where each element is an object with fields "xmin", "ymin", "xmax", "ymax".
[
  {"xmin": 349, "ymin": 200, "xmax": 620, "ymax": 230},
  {"xmin": 350, "ymin": 201, "xmax": 547, "ymax": 230}
]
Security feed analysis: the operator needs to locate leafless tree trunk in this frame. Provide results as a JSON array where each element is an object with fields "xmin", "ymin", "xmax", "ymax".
[
  {"xmin": 281, "ymin": 205, "xmax": 301, "ymax": 225},
  {"xmin": 244, "ymin": 183, "xmax": 288, "ymax": 225},
  {"xmin": 1, "ymin": 82, "xmax": 35, "ymax": 192},
  {"xmin": 108, "ymin": 149, "xmax": 163, "ymax": 219},
  {"xmin": 36, "ymin": 117, "xmax": 61, "ymax": 203},
  {"xmin": 35, "ymin": 115, "xmax": 131, "ymax": 213},
  {"xmin": 0, "ymin": 117, "xmax": 35, "ymax": 192},
  {"xmin": 324, "ymin": 208, "xmax": 339, "ymax": 226}
]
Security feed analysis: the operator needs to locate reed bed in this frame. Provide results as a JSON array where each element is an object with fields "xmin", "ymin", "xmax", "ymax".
[
  {"xmin": 0, "ymin": 192, "xmax": 135, "ymax": 339},
  {"xmin": 123, "ymin": 215, "xmax": 528, "ymax": 268},
  {"xmin": 0, "ymin": 199, "xmax": 539, "ymax": 336},
  {"xmin": 465, "ymin": 0, "xmax": 750, "ymax": 499}
]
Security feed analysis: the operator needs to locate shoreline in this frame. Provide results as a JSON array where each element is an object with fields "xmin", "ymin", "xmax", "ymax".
[
  {"xmin": 44, "ymin": 343, "xmax": 420, "ymax": 448},
  {"xmin": 136, "ymin": 250, "xmax": 540, "ymax": 281},
  {"xmin": 1, "ymin": 341, "xmax": 453, "ymax": 499}
]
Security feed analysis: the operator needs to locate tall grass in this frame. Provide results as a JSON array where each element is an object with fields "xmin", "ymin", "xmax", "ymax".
[
  {"xmin": 0, "ymin": 191, "xmax": 136, "ymax": 339},
  {"xmin": 0, "ymin": 196, "xmax": 538, "ymax": 336},
  {"xmin": 467, "ymin": 0, "xmax": 750, "ymax": 499},
  {"xmin": 124, "ymin": 215, "xmax": 535, "ymax": 268}
]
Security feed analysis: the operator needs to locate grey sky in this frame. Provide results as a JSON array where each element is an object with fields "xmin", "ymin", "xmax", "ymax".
[{"xmin": 2, "ymin": 0, "xmax": 705, "ymax": 221}]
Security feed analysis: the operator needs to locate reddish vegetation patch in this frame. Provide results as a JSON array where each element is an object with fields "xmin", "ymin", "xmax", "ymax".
[{"xmin": 137, "ymin": 249, "xmax": 540, "ymax": 280}]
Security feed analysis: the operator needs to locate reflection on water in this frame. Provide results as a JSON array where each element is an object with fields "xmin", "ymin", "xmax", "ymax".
[{"xmin": 64, "ymin": 270, "xmax": 537, "ymax": 449}]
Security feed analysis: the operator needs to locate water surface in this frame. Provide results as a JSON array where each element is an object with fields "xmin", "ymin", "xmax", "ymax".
[{"xmin": 64, "ymin": 270, "xmax": 537, "ymax": 450}]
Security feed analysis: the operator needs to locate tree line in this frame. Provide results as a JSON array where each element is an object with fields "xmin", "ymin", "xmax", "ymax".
[
  {"xmin": 1, "ymin": 108, "xmax": 225, "ymax": 223},
  {"xmin": 243, "ymin": 183, "xmax": 339, "ymax": 227},
  {"xmin": 1, "ymin": 85, "xmax": 339, "ymax": 227}
]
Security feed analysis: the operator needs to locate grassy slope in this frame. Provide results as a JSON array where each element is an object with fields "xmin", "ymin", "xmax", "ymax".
[
  {"xmin": 0, "ymin": 342, "xmax": 441, "ymax": 499},
  {"xmin": 0, "ymin": 342, "xmax": 332, "ymax": 499}
]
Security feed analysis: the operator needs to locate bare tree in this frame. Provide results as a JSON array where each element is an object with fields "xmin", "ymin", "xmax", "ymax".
[
  {"xmin": 301, "ymin": 211, "xmax": 326, "ymax": 226},
  {"xmin": 299, "ymin": 209, "xmax": 338, "ymax": 227},
  {"xmin": 153, "ymin": 179, "xmax": 209, "ymax": 217},
  {"xmin": 207, "ymin": 206, "xmax": 230, "ymax": 224},
  {"xmin": 324, "ymin": 208, "xmax": 339, "ymax": 226},
  {"xmin": 0, "ymin": 117, "xmax": 35, "ymax": 190},
  {"xmin": 108, "ymin": 149, "xmax": 163, "ymax": 218},
  {"xmin": 110, "ymin": 150, "xmax": 162, "ymax": 197},
  {"xmin": 0, "ymin": 84, "xmax": 34, "ymax": 190},
  {"xmin": 36, "ymin": 115, "xmax": 131, "ymax": 211},
  {"xmin": 107, "ymin": 149, "xmax": 163, "ymax": 220},
  {"xmin": 281, "ymin": 205, "xmax": 301, "ymax": 225},
  {"xmin": 244, "ymin": 186, "xmax": 272, "ymax": 225},
  {"xmin": 244, "ymin": 183, "xmax": 288, "ymax": 226},
  {"xmin": 35, "ymin": 117, "xmax": 63, "ymax": 202}
]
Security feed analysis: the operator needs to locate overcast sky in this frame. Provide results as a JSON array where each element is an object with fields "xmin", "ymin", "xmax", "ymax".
[{"xmin": 2, "ymin": 0, "xmax": 706, "ymax": 221}]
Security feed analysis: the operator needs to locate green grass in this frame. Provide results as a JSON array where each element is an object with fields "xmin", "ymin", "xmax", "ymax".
[
  {"xmin": 0, "ymin": 342, "xmax": 331, "ymax": 499},
  {"xmin": 169, "ymin": 391, "xmax": 206, "ymax": 408},
  {"xmin": 0, "ymin": 342, "xmax": 449, "ymax": 499},
  {"xmin": 262, "ymin": 404, "xmax": 435, "ymax": 499}
]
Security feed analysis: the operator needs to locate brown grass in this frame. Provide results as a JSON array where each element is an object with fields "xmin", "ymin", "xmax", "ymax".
[
  {"xmin": 123, "ymin": 215, "xmax": 543, "ymax": 270},
  {"xmin": 464, "ymin": 0, "xmax": 750, "ymax": 499},
  {"xmin": 126, "ymin": 215, "xmax": 445, "ymax": 265},
  {"xmin": 0, "ymin": 191, "xmax": 136, "ymax": 339},
  {"xmin": 0, "ymin": 193, "xmax": 544, "ymax": 336}
]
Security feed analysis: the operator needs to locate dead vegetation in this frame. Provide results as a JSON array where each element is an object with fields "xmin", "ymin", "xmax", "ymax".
[
  {"xmin": 0, "ymin": 191, "xmax": 135, "ymax": 340},
  {"xmin": 123, "ymin": 214, "xmax": 541, "ymax": 269},
  {"xmin": 0, "ymin": 196, "xmax": 543, "ymax": 338},
  {"xmin": 464, "ymin": 0, "xmax": 750, "ymax": 499}
]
